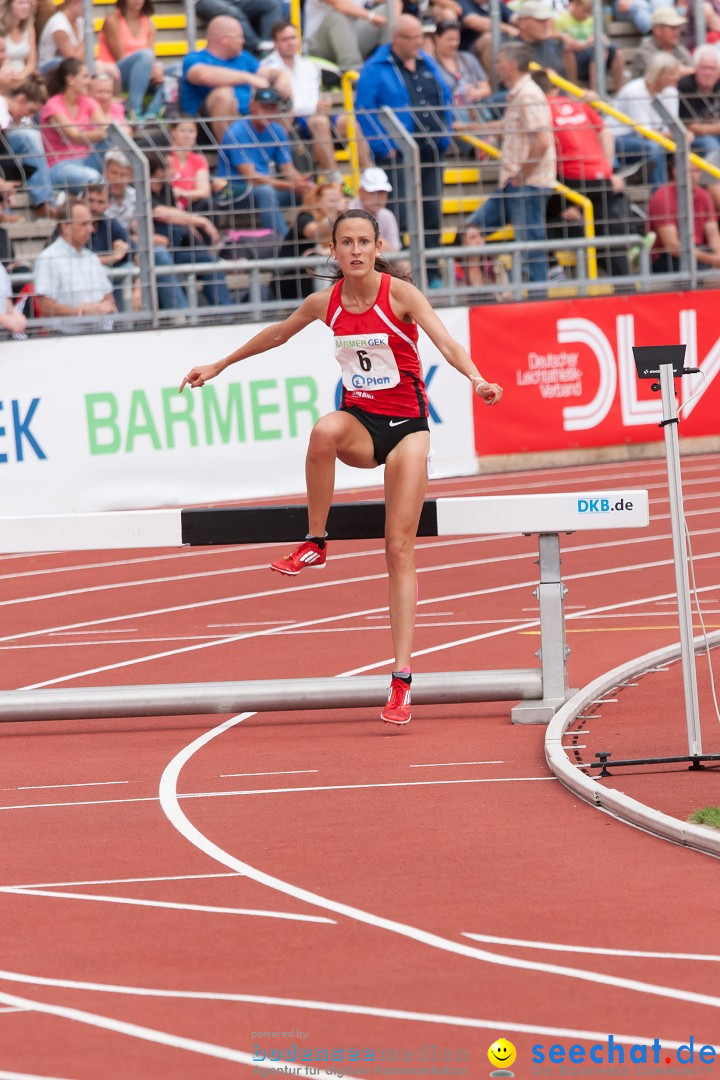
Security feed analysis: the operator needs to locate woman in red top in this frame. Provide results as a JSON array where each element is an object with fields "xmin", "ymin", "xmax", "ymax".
[{"xmin": 181, "ymin": 210, "xmax": 502, "ymax": 726}]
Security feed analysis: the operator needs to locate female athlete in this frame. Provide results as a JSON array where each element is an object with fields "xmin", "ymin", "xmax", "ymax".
[{"xmin": 180, "ymin": 209, "xmax": 503, "ymax": 726}]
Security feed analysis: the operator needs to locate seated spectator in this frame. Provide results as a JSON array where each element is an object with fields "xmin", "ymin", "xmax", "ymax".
[
  {"xmin": 86, "ymin": 181, "xmax": 136, "ymax": 310},
  {"xmin": 39, "ymin": 58, "xmax": 108, "ymax": 193},
  {"xmin": 465, "ymin": 41, "xmax": 556, "ymax": 286},
  {"xmin": 0, "ymin": 0, "xmax": 37, "ymax": 84},
  {"xmin": 533, "ymin": 69, "xmax": 635, "ymax": 277},
  {"xmin": 554, "ymin": 0, "xmax": 625, "ymax": 89},
  {"xmin": 513, "ymin": 2, "xmax": 567, "ymax": 78},
  {"xmin": 613, "ymin": 0, "xmax": 667, "ymax": 37},
  {"xmin": 181, "ymin": 15, "xmax": 290, "ymax": 143},
  {"xmin": 277, "ymin": 178, "xmax": 346, "ymax": 298},
  {"xmin": 432, "ymin": 18, "xmax": 490, "ymax": 130},
  {"xmin": 85, "ymin": 72, "xmax": 132, "ymax": 172},
  {"xmin": 218, "ymin": 86, "xmax": 314, "ymax": 238},
  {"xmin": 0, "ymin": 29, "xmax": 15, "ymax": 95},
  {"xmin": 0, "ymin": 257, "xmax": 25, "ymax": 332},
  {"xmin": 103, "ymin": 147, "xmax": 189, "ymax": 310},
  {"xmin": 347, "ymin": 166, "xmax": 402, "ymax": 252},
  {"xmin": 195, "ymin": 0, "xmax": 284, "ymax": 57},
  {"xmin": 0, "ymin": 72, "xmax": 55, "ymax": 217},
  {"xmin": 686, "ymin": 0, "xmax": 720, "ymax": 50},
  {"xmin": 355, "ymin": 15, "xmax": 453, "ymax": 282},
  {"xmin": 97, "ymin": 0, "xmax": 165, "ymax": 120},
  {"xmin": 167, "ymin": 117, "xmax": 213, "ymax": 212},
  {"xmin": 459, "ymin": 0, "xmax": 518, "ymax": 71},
  {"xmin": 304, "ymin": 0, "xmax": 398, "ymax": 74},
  {"xmin": 631, "ymin": 6, "xmax": 692, "ymax": 79},
  {"xmin": 648, "ymin": 154, "xmax": 720, "ymax": 271},
  {"xmin": 678, "ymin": 45, "xmax": 720, "ymax": 160},
  {"xmin": 37, "ymin": 0, "xmax": 118, "ymax": 81},
  {"xmin": 610, "ymin": 52, "xmax": 682, "ymax": 189},
  {"xmin": 146, "ymin": 149, "xmax": 233, "ymax": 307},
  {"xmin": 260, "ymin": 20, "xmax": 371, "ymax": 179},
  {"xmin": 33, "ymin": 197, "xmax": 117, "ymax": 329}
]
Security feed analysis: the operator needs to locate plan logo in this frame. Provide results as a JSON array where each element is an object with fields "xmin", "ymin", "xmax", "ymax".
[{"xmin": 577, "ymin": 497, "xmax": 635, "ymax": 514}]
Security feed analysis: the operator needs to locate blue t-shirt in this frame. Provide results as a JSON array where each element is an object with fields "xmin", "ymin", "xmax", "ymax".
[
  {"xmin": 180, "ymin": 49, "xmax": 259, "ymax": 115},
  {"xmin": 218, "ymin": 118, "xmax": 293, "ymax": 181}
]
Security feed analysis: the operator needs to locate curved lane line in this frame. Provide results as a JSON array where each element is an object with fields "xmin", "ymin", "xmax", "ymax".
[{"xmin": 158, "ymin": 708, "xmax": 720, "ymax": 1015}]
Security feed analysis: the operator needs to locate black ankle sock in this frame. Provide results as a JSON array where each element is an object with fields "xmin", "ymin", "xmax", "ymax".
[
  {"xmin": 392, "ymin": 671, "xmax": 412, "ymax": 684},
  {"xmin": 306, "ymin": 534, "xmax": 326, "ymax": 550}
]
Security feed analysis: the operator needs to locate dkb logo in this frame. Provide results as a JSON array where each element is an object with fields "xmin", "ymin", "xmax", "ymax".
[{"xmin": 577, "ymin": 497, "xmax": 635, "ymax": 513}]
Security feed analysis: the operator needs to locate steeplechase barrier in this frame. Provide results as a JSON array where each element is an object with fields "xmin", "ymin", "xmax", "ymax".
[{"xmin": 0, "ymin": 490, "xmax": 650, "ymax": 726}]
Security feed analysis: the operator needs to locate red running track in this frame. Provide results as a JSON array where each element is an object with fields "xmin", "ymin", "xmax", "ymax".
[{"xmin": 0, "ymin": 454, "xmax": 719, "ymax": 1079}]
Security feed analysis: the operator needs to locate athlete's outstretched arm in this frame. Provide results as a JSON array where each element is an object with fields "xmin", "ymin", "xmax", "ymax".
[
  {"xmin": 179, "ymin": 290, "xmax": 330, "ymax": 392},
  {"xmin": 389, "ymin": 278, "xmax": 503, "ymax": 405}
]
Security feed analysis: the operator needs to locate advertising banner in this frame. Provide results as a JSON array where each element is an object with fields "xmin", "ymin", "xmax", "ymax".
[
  {"xmin": 1, "ymin": 310, "xmax": 476, "ymax": 515},
  {"xmin": 470, "ymin": 290, "xmax": 720, "ymax": 454}
]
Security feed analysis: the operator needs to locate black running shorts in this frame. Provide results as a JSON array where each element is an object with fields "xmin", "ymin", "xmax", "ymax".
[{"xmin": 342, "ymin": 406, "xmax": 430, "ymax": 466}]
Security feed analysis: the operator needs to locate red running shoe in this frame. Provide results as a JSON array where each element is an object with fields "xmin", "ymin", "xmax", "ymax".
[
  {"xmin": 381, "ymin": 676, "xmax": 412, "ymax": 726},
  {"xmin": 270, "ymin": 539, "xmax": 327, "ymax": 576}
]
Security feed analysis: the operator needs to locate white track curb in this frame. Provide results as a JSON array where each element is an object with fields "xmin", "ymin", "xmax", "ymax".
[{"xmin": 545, "ymin": 630, "xmax": 720, "ymax": 857}]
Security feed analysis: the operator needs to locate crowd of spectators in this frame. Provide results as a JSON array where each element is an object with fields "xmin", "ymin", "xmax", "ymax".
[{"xmin": 2, "ymin": 0, "xmax": 720, "ymax": 333}]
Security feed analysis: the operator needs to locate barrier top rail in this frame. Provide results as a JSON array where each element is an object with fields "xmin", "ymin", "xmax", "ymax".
[
  {"xmin": 532, "ymin": 62, "xmax": 720, "ymax": 184},
  {"xmin": 0, "ymin": 492, "xmax": 650, "ymax": 553}
]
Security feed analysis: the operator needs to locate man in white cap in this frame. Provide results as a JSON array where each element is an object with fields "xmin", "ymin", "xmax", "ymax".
[
  {"xmin": 631, "ymin": 5, "xmax": 692, "ymax": 78},
  {"xmin": 515, "ymin": 1, "xmax": 568, "ymax": 76},
  {"xmin": 348, "ymin": 166, "xmax": 402, "ymax": 252}
]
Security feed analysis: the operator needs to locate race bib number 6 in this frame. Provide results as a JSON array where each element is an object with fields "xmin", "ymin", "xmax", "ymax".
[{"xmin": 335, "ymin": 333, "xmax": 400, "ymax": 391}]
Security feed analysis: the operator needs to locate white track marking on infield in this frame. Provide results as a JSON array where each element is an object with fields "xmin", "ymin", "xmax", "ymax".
[
  {"xmin": 0, "ymin": 967, "xmax": 717, "ymax": 1050},
  {"xmin": 1, "ymin": 872, "xmax": 243, "ymax": 890},
  {"xmin": 220, "ymin": 770, "xmax": 319, "ymax": 778},
  {"xmin": 462, "ymin": 933, "xmax": 720, "ymax": 961},
  {"xmin": 0, "ymin": 1071, "xmax": 72, "ymax": 1080},
  {"xmin": 14, "ymin": 782, "xmax": 129, "ymax": 791},
  {"xmin": 409, "ymin": 761, "xmax": 504, "ymax": 768},
  {"xmin": 4, "ymin": 888, "xmax": 334, "ymax": 923}
]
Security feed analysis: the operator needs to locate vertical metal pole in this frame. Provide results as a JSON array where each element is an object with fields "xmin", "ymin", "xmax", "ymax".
[
  {"xmin": 490, "ymin": 0, "xmax": 502, "ymax": 91},
  {"xmin": 83, "ymin": 0, "xmax": 96, "ymax": 74},
  {"xmin": 652, "ymin": 97, "xmax": 695, "ymax": 288},
  {"xmin": 381, "ymin": 106, "xmax": 427, "ymax": 287},
  {"xmin": 592, "ymin": 0, "xmax": 606, "ymax": 100},
  {"xmin": 659, "ymin": 362, "xmax": 703, "ymax": 757}
]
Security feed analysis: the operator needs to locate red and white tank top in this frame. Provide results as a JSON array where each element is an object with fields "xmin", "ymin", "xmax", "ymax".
[{"xmin": 326, "ymin": 273, "xmax": 428, "ymax": 418}]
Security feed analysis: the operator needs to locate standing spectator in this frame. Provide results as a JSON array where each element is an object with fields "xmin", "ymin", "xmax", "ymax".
[
  {"xmin": 631, "ymin": 6, "xmax": 692, "ymax": 79},
  {"xmin": 554, "ymin": 0, "xmax": 625, "ymax": 89},
  {"xmin": 0, "ymin": 257, "xmax": 25, "ymax": 332},
  {"xmin": 146, "ymin": 149, "xmax": 233, "ymax": 307},
  {"xmin": 195, "ymin": 0, "xmax": 284, "ymax": 57},
  {"xmin": 180, "ymin": 15, "xmax": 289, "ymax": 142},
  {"xmin": 347, "ymin": 166, "xmax": 402, "ymax": 252},
  {"xmin": 261, "ymin": 20, "xmax": 371, "ymax": 179},
  {"xmin": 355, "ymin": 14, "xmax": 453, "ymax": 284},
  {"xmin": 466, "ymin": 41, "xmax": 556, "ymax": 285},
  {"xmin": 304, "ymin": 0, "xmax": 397, "ymax": 74},
  {"xmin": 432, "ymin": 18, "xmax": 491, "ymax": 131},
  {"xmin": 218, "ymin": 86, "xmax": 314, "ymax": 238},
  {"xmin": 648, "ymin": 154, "xmax": 720, "ymax": 271},
  {"xmin": 97, "ymin": 0, "xmax": 165, "ymax": 120},
  {"xmin": 678, "ymin": 45, "xmax": 720, "ymax": 160},
  {"xmin": 39, "ymin": 58, "xmax": 108, "ymax": 193},
  {"xmin": 0, "ymin": 0, "xmax": 37, "ymax": 83},
  {"xmin": 610, "ymin": 52, "xmax": 682, "ymax": 188},
  {"xmin": 33, "ymin": 197, "xmax": 117, "ymax": 328},
  {"xmin": 103, "ymin": 148, "xmax": 189, "ymax": 310},
  {"xmin": 0, "ymin": 73, "xmax": 55, "ymax": 216},
  {"xmin": 533, "ymin": 69, "xmax": 634, "ymax": 277}
]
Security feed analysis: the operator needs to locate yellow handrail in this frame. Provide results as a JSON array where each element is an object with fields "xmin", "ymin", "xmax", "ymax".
[
  {"xmin": 530, "ymin": 62, "xmax": 720, "ymax": 182},
  {"xmin": 341, "ymin": 70, "xmax": 361, "ymax": 193},
  {"xmin": 459, "ymin": 133, "xmax": 598, "ymax": 279}
]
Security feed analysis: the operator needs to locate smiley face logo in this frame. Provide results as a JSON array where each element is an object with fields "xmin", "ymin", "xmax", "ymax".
[{"xmin": 488, "ymin": 1038, "xmax": 517, "ymax": 1073}]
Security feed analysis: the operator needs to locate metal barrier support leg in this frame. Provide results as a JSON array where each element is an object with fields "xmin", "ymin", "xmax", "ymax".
[{"xmin": 511, "ymin": 532, "xmax": 575, "ymax": 724}]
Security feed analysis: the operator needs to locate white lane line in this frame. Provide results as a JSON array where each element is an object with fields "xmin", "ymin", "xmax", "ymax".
[
  {"xmin": 0, "ymin": 776, "xmax": 556, "ymax": 813},
  {"xmin": 16, "ymin": 782, "xmax": 130, "ymax": 791},
  {"xmin": 14, "ymin": 555, "xmax": 720, "ymax": 693},
  {"xmin": 0, "ymin": 987, "xmax": 259, "ymax": 1068},
  {"xmin": 0, "ymin": 968, "xmax": 717, "ymax": 1051},
  {"xmin": 220, "ymin": 770, "xmax": 319, "ymax": 778},
  {"xmin": 4, "ymin": 888, "xmax": 335, "ymax": 924},
  {"xmin": 0, "ymin": 1071, "xmax": 71, "ymax": 1080},
  {"xmin": 462, "ymin": 933, "xmax": 720, "ymax": 962},
  {"xmin": 1, "ymin": 872, "xmax": 243, "ymax": 891},
  {"xmin": 409, "ymin": 761, "xmax": 504, "ymax": 768},
  {"xmin": 158, "ymin": 686, "xmax": 720, "ymax": 1018}
]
